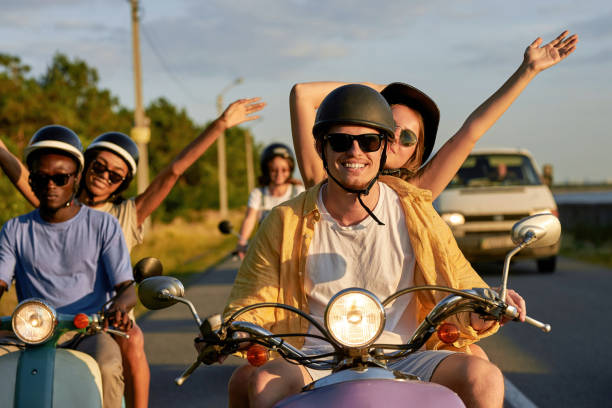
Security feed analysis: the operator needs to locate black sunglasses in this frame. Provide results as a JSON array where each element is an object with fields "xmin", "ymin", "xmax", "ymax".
[
  {"xmin": 30, "ymin": 172, "xmax": 76, "ymax": 188},
  {"xmin": 90, "ymin": 160, "xmax": 126, "ymax": 185},
  {"xmin": 324, "ymin": 133, "xmax": 384, "ymax": 153},
  {"xmin": 398, "ymin": 128, "xmax": 418, "ymax": 147}
]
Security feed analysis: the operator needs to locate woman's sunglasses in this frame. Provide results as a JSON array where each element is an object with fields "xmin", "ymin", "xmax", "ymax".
[
  {"xmin": 398, "ymin": 128, "xmax": 418, "ymax": 147},
  {"xmin": 90, "ymin": 160, "xmax": 126, "ymax": 185},
  {"xmin": 324, "ymin": 133, "xmax": 384, "ymax": 153},
  {"xmin": 30, "ymin": 172, "xmax": 76, "ymax": 188}
]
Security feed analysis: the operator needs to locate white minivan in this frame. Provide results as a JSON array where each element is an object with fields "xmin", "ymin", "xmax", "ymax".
[{"xmin": 434, "ymin": 148, "xmax": 560, "ymax": 272}]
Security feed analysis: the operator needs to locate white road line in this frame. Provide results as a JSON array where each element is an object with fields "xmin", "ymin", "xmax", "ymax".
[{"xmin": 504, "ymin": 377, "xmax": 538, "ymax": 408}]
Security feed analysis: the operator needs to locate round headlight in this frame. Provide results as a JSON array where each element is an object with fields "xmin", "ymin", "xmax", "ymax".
[
  {"xmin": 12, "ymin": 299, "xmax": 57, "ymax": 345},
  {"xmin": 324, "ymin": 288, "xmax": 385, "ymax": 348}
]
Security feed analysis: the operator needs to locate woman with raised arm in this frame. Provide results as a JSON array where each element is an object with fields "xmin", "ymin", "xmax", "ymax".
[
  {"xmin": 290, "ymin": 31, "xmax": 578, "ymax": 200},
  {"xmin": 0, "ymin": 96, "xmax": 265, "ymax": 408}
]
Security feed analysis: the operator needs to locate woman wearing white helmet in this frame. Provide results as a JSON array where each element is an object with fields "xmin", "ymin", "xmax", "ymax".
[{"xmin": 235, "ymin": 143, "xmax": 304, "ymax": 259}]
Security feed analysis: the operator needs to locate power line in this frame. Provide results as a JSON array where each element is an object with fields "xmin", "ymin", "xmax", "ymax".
[{"xmin": 140, "ymin": 23, "xmax": 207, "ymax": 104}]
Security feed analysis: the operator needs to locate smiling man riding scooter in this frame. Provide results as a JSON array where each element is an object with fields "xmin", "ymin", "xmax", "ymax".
[
  {"xmin": 211, "ymin": 85, "xmax": 527, "ymax": 408},
  {"xmin": 0, "ymin": 125, "xmax": 135, "ymax": 408}
]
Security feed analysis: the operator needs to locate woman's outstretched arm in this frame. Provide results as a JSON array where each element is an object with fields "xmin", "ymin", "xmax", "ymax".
[
  {"xmin": 413, "ymin": 30, "xmax": 578, "ymax": 199},
  {"xmin": 0, "ymin": 138, "xmax": 39, "ymax": 207},
  {"xmin": 134, "ymin": 97, "xmax": 266, "ymax": 226}
]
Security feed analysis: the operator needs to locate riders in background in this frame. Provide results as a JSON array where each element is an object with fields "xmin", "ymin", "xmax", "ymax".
[
  {"xmin": 290, "ymin": 31, "xmax": 578, "ymax": 200},
  {"xmin": 235, "ymin": 143, "xmax": 304, "ymax": 259},
  {"xmin": 0, "ymin": 97, "xmax": 265, "ymax": 408}
]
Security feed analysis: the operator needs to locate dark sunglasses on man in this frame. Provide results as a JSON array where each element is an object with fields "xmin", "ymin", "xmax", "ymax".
[
  {"xmin": 90, "ymin": 160, "xmax": 127, "ymax": 185},
  {"xmin": 324, "ymin": 133, "xmax": 384, "ymax": 153},
  {"xmin": 29, "ymin": 172, "xmax": 76, "ymax": 188}
]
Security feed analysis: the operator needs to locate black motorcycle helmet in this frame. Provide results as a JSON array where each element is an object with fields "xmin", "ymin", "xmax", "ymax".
[
  {"xmin": 381, "ymin": 82, "xmax": 439, "ymax": 164},
  {"xmin": 313, "ymin": 84, "xmax": 395, "ymax": 225},
  {"xmin": 259, "ymin": 143, "xmax": 295, "ymax": 186},
  {"xmin": 82, "ymin": 132, "xmax": 140, "ymax": 204},
  {"xmin": 313, "ymin": 84, "xmax": 395, "ymax": 142},
  {"xmin": 24, "ymin": 125, "xmax": 85, "ymax": 171}
]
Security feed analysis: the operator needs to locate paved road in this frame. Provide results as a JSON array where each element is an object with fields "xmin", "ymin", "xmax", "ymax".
[
  {"xmin": 478, "ymin": 257, "xmax": 612, "ymax": 407},
  {"xmin": 140, "ymin": 255, "xmax": 611, "ymax": 407},
  {"xmin": 139, "ymin": 256, "xmax": 241, "ymax": 407}
]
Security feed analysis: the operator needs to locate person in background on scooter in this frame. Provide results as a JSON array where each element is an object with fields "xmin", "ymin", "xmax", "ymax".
[
  {"xmin": 0, "ymin": 125, "xmax": 135, "ymax": 408},
  {"xmin": 290, "ymin": 31, "xmax": 578, "ymax": 199},
  {"xmin": 235, "ymin": 143, "xmax": 304, "ymax": 259},
  {"xmin": 215, "ymin": 85, "xmax": 528, "ymax": 408},
  {"xmin": 0, "ymin": 97, "xmax": 265, "ymax": 408}
]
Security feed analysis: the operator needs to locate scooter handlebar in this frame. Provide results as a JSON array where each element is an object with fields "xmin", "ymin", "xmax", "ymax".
[{"xmin": 505, "ymin": 305, "xmax": 551, "ymax": 333}]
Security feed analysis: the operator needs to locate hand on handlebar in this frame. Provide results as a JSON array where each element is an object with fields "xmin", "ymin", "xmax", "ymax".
[
  {"xmin": 501, "ymin": 288, "xmax": 526, "ymax": 324},
  {"xmin": 235, "ymin": 243, "xmax": 248, "ymax": 260},
  {"xmin": 105, "ymin": 305, "xmax": 134, "ymax": 332}
]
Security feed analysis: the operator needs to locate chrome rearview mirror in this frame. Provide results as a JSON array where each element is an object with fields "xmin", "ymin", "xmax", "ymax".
[
  {"xmin": 500, "ymin": 213, "xmax": 561, "ymax": 301},
  {"xmin": 133, "ymin": 257, "xmax": 163, "ymax": 284},
  {"xmin": 511, "ymin": 214, "xmax": 561, "ymax": 248},
  {"xmin": 138, "ymin": 276, "xmax": 185, "ymax": 310}
]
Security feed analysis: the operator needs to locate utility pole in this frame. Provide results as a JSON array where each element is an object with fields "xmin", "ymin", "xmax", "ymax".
[
  {"xmin": 129, "ymin": 0, "xmax": 150, "ymax": 195},
  {"xmin": 216, "ymin": 78, "xmax": 242, "ymax": 218},
  {"xmin": 245, "ymin": 129, "xmax": 255, "ymax": 193}
]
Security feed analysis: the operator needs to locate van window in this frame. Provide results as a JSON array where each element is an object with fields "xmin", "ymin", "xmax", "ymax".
[{"xmin": 448, "ymin": 154, "xmax": 542, "ymax": 188}]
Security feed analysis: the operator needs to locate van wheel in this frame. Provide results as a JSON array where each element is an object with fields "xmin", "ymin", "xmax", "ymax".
[{"xmin": 537, "ymin": 256, "xmax": 557, "ymax": 273}]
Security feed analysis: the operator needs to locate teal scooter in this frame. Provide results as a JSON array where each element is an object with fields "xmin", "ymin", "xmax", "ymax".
[{"xmin": 0, "ymin": 257, "xmax": 162, "ymax": 408}]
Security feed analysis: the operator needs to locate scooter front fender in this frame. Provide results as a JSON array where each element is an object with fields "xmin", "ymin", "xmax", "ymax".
[
  {"xmin": 0, "ymin": 348, "xmax": 103, "ymax": 408},
  {"xmin": 274, "ymin": 378, "xmax": 465, "ymax": 408}
]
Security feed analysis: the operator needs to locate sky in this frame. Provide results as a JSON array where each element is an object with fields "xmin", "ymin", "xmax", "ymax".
[{"xmin": 1, "ymin": 0, "xmax": 611, "ymax": 183}]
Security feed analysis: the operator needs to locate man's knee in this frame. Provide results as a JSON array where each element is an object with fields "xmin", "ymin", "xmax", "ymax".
[
  {"xmin": 228, "ymin": 364, "xmax": 255, "ymax": 408},
  {"xmin": 116, "ymin": 324, "xmax": 146, "ymax": 357},
  {"xmin": 248, "ymin": 359, "xmax": 309, "ymax": 408},
  {"xmin": 432, "ymin": 353, "xmax": 504, "ymax": 407}
]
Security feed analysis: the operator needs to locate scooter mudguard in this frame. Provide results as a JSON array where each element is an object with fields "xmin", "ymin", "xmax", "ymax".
[
  {"xmin": 274, "ymin": 379, "xmax": 465, "ymax": 408},
  {"xmin": 0, "ymin": 348, "xmax": 103, "ymax": 408}
]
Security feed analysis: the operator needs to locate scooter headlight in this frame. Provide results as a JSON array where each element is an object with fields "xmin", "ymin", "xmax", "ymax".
[
  {"xmin": 324, "ymin": 288, "xmax": 385, "ymax": 348},
  {"xmin": 12, "ymin": 299, "xmax": 57, "ymax": 345}
]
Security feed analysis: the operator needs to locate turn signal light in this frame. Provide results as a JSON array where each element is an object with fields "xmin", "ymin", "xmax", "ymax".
[
  {"xmin": 73, "ymin": 313, "xmax": 90, "ymax": 329},
  {"xmin": 437, "ymin": 322, "xmax": 460, "ymax": 344},
  {"xmin": 247, "ymin": 344, "xmax": 269, "ymax": 367}
]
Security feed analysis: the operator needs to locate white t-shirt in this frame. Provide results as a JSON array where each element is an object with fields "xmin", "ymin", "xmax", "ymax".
[
  {"xmin": 303, "ymin": 182, "xmax": 418, "ymax": 350},
  {"xmin": 247, "ymin": 184, "xmax": 305, "ymax": 222}
]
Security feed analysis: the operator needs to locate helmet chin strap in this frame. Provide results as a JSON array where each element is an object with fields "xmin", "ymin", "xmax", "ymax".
[{"xmin": 322, "ymin": 139, "xmax": 387, "ymax": 226}]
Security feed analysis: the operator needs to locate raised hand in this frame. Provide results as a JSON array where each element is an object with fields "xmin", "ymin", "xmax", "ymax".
[
  {"xmin": 524, "ymin": 30, "xmax": 578, "ymax": 73},
  {"xmin": 220, "ymin": 97, "xmax": 266, "ymax": 129}
]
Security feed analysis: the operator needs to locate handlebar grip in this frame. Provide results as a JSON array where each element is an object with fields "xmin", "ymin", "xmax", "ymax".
[
  {"xmin": 175, "ymin": 360, "xmax": 201, "ymax": 386},
  {"xmin": 106, "ymin": 328, "xmax": 130, "ymax": 339},
  {"xmin": 524, "ymin": 315, "xmax": 551, "ymax": 333},
  {"xmin": 505, "ymin": 306, "xmax": 551, "ymax": 333}
]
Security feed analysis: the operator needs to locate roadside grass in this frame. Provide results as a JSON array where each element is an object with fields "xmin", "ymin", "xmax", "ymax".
[
  {"xmin": 0, "ymin": 210, "xmax": 244, "ymax": 318},
  {"xmin": 560, "ymin": 233, "xmax": 612, "ymax": 269}
]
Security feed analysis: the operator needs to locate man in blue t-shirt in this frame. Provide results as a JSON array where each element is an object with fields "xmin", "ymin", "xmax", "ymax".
[{"xmin": 0, "ymin": 125, "xmax": 135, "ymax": 408}]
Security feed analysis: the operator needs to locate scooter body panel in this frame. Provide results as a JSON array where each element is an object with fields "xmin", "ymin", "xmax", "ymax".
[
  {"xmin": 274, "ymin": 378, "xmax": 465, "ymax": 408},
  {"xmin": 0, "ymin": 348, "xmax": 103, "ymax": 408}
]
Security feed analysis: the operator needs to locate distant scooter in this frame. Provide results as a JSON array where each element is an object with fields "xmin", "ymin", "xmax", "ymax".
[
  {"xmin": 218, "ymin": 220, "xmax": 246, "ymax": 260},
  {"xmin": 0, "ymin": 257, "xmax": 162, "ymax": 408},
  {"xmin": 140, "ymin": 214, "xmax": 560, "ymax": 407}
]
